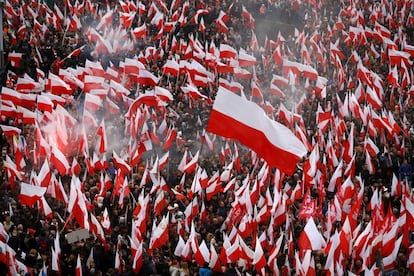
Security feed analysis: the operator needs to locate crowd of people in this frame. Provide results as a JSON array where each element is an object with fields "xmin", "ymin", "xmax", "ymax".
[{"xmin": 1, "ymin": 0, "xmax": 414, "ymax": 275}]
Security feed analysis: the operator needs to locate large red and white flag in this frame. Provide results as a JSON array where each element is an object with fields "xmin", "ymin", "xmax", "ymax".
[
  {"xmin": 37, "ymin": 159, "xmax": 51, "ymax": 188},
  {"xmin": 162, "ymin": 59, "xmax": 179, "ymax": 76},
  {"xmin": 135, "ymin": 69, "xmax": 159, "ymax": 86},
  {"xmin": 0, "ymin": 125, "xmax": 21, "ymax": 137},
  {"xmin": 207, "ymin": 87, "xmax": 307, "ymax": 174},
  {"xmin": 50, "ymin": 146, "xmax": 70, "ymax": 175},
  {"xmin": 297, "ymin": 217, "xmax": 326, "ymax": 251},
  {"xmin": 219, "ymin": 44, "xmax": 237, "ymax": 59},
  {"xmin": 148, "ymin": 214, "xmax": 169, "ymax": 255},
  {"xmin": 47, "ymin": 73, "xmax": 72, "ymax": 95},
  {"xmin": 253, "ymin": 237, "xmax": 266, "ymax": 274},
  {"xmin": 132, "ymin": 24, "xmax": 147, "ymax": 39},
  {"xmin": 19, "ymin": 182, "xmax": 47, "ymax": 207},
  {"xmin": 84, "ymin": 93, "xmax": 103, "ymax": 112}
]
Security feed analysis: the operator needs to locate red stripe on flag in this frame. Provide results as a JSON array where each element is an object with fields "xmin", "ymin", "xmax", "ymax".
[{"xmin": 207, "ymin": 89, "xmax": 307, "ymax": 174}]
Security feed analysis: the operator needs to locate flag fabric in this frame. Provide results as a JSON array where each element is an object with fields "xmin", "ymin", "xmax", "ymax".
[
  {"xmin": 19, "ymin": 182, "xmax": 46, "ymax": 207},
  {"xmin": 207, "ymin": 87, "xmax": 307, "ymax": 174},
  {"xmin": 50, "ymin": 146, "xmax": 70, "ymax": 175},
  {"xmin": 76, "ymin": 254, "xmax": 82, "ymax": 276},
  {"xmin": 297, "ymin": 217, "xmax": 326, "ymax": 251},
  {"xmin": 149, "ymin": 214, "xmax": 169, "ymax": 255}
]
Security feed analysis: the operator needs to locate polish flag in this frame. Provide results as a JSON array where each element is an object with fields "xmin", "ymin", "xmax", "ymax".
[
  {"xmin": 382, "ymin": 236, "xmax": 402, "ymax": 271},
  {"xmin": 67, "ymin": 14, "xmax": 82, "ymax": 32},
  {"xmin": 84, "ymin": 75, "xmax": 105, "ymax": 92},
  {"xmin": 238, "ymin": 50, "xmax": 257, "ymax": 67},
  {"xmin": 0, "ymin": 125, "xmax": 21, "ymax": 137},
  {"xmin": 271, "ymin": 74, "xmax": 289, "ymax": 87},
  {"xmin": 158, "ymin": 151, "xmax": 169, "ymax": 171},
  {"xmin": 154, "ymin": 86, "xmax": 174, "ymax": 102},
  {"xmin": 219, "ymin": 79, "xmax": 242, "ymax": 94},
  {"xmin": 124, "ymin": 58, "xmax": 145, "ymax": 75},
  {"xmin": 387, "ymin": 66, "xmax": 400, "ymax": 87},
  {"xmin": 19, "ymin": 182, "xmax": 46, "ymax": 207},
  {"xmin": 327, "ymin": 161, "xmax": 343, "ymax": 192},
  {"xmin": 171, "ymin": 188, "xmax": 186, "ymax": 200},
  {"xmin": 391, "ymin": 173, "xmax": 402, "ymax": 197},
  {"xmin": 50, "ymin": 146, "xmax": 70, "ymax": 175},
  {"xmin": 206, "ymin": 177, "xmax": 223, "ymax": 201},
  {"xmin": 181, "ymin": 84, "xmax": 209, "ymax": 100},
  {"xmin": 47, "ymin": 73, "xmax": 72, "ymax": 95},
  {"xmin": 36, "ymin": 94, "xmax": 54, "ymax": 113},
  {"xmin": 298, "ymin": 217, "xmax": 326, "ymax": 251},
  {"xmin": 66, "ymin": 45, "xmax": 85, "ymax": 59},
  {"xmin": 39, "ymin": 195, "xmax": 53, "ymax": 218},
  {"xmin": 215, "ymin": 14, "xmax": 229, "ymax": 32},
  {"xmin": 162, "ymin": 127, "xmax": 177, "ymax": 151},
  {"xmin": 202, "ymin": 130, "xmax": 214, "ymax": 152},
  {"xmin": 132, "ymin": 241, "xmax": 143, "ymax": 273},
  {"xmin": 84, "ymin": 93, "xmax": 103, "ymax": 112},
  {"xmin": 90, "ymin": 214, "xmax": 106, "ymax": 244},
  {"xmin": 183, "ymin": 151, "xmax": 199, "ymax": 174},
  {"xmin": 207, "ymin": 87, "xmax": 307, "ymax": 175},
  {"xmin": 233, "ymin": 67, "xmax": 252, "ymax": 79},
  {"xmin": 209, "ymin": 244, "xmax": 221, "ymax": 271},
  {"xmin": 109, "ymin": 79, "xmax": 130, "ymax": 96},
  {"xmin": 76, "ymin": 254, "xmax": 82, "ymax": 276},
  {"xmin": 112, "ymin": 151, "xmax": 131, "ymax": 174},
  {"xmin": 119, "ymin": 11, "xmax": 136, "ymax": 28},
  {"xmin": 105, "ymin": 97, "xmax": 120, "ymax": 114},
  {"xmin": 37, "ymin": 159, "xmax": 51, "ymax": 188},
  {"xmin": 42, "ymin": 92, "xmax": 66, "ymax": 107},
  {"xmin": 7, "ymin": 52, "xmax": 23, "ymax": 67},
  {"xmin": 16, "ymin": 75, "xmax": 42, "ymax": 92},
  {"xmin": 51, "ymin": 175, "xmax": 68, "ymax": 204},
  {"xmin": 85, "ymin": 59, "xmax": 105, "ymax": 77},
  {"xmin": 135, "ymin": 69, "xmax": 159, "ymax": 87},
  {"xmin": 162, "ymin": 59, "xmax": 179, "ymax": 76},
  {"xmin": 132, "ymin": 24, "xmax": 147, "ymax": 39},
  {"xmin": 253, "ymin": 237, "xmax": 266, "ymax": 274},
  {"xmin": 364, "ymin": 136, "xmax": 379, "ymax": 157},
  {"xmin": 1, "ymin": 87, "xmax": 23, "ymax": 106},
  {"xmin": 105, "ymin": 66, "xmax": 120, "ymax": 81},
  {"xmin": 154, "ymin": 191, "xmax": 166, "ymax": 216},
  {"xmin": 18, "ymin": 106, "xmax": 37, "ymax": 124},
  {"xmin": 270, "ymin": 83, "xmax": 286, "ymax": 98},
  {"xmin": 219, "ymin": 44, "xmax": 237, "ymax": 59},
  {"xmin": 101, "ymin": 207, "xmax": 111, "ymax": 231},
  {"xmin": 365, "ymin": 150, "xmax": 375, "ymax": 174},
  {"xmin": 149, "ymin": 214, "xmax": 169, "ymax": 255},
  {"xmin": 366, "ymin": 86, "xmax": 382, "ymax": 110},
  {"xmin": 388, "ymin": 48, "xmax": 412, "ymax": 67}
]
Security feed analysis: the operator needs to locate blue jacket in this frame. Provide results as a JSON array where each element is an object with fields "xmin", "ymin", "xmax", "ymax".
[{"xmin": 199, "ymin": 267, "xmax": 213, "ymax": 276}]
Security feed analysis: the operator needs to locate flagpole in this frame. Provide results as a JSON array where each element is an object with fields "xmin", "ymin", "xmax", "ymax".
[{"xmin": 60, "ymin": 213, "xmax": 72, "ymax": 233}]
